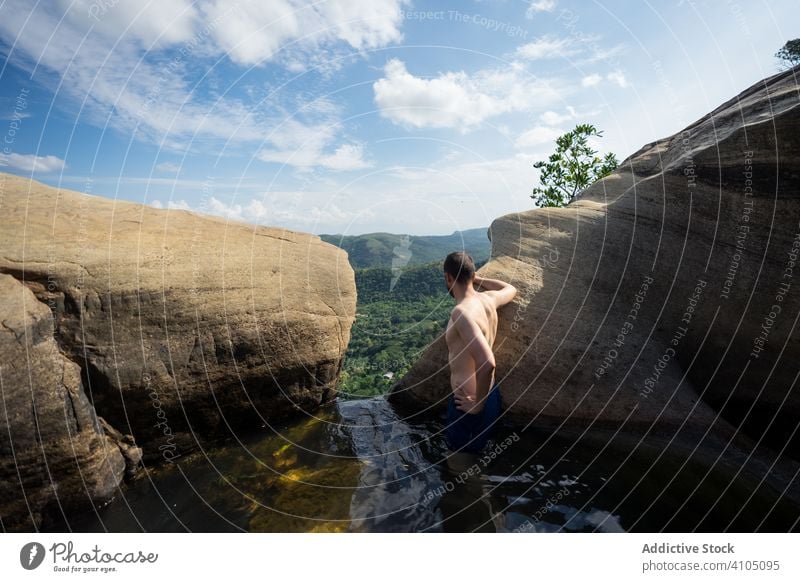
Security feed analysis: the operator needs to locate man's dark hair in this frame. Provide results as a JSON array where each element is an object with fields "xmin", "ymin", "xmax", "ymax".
[{"xmin": 443, "ymin": 251, "xmax": 475, "ymax": 284}]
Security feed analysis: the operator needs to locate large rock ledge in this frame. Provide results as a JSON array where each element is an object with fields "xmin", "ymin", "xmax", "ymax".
[
  {"xmin": 390, "ymin": 67, "xmax": 800, "ymax": 503},
  {"xmin": 0, "ymin": 174, "xmax": 356, "ymax": 530},
  {"xmin": 0, "ymin": 274, "xmax": 129, "ymax": 530}
]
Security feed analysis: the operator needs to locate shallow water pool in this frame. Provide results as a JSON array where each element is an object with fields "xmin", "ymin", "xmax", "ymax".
[{"xmin": 46, "ymin": 397, "xmax": 800, "ymax": 532}]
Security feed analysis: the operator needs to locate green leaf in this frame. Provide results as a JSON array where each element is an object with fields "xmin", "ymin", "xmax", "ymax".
[{"xmin": 529, "ymin": 123, "xmax": 619, "ymax": 207}]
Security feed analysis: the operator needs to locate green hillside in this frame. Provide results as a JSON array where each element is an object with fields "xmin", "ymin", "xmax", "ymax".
[
  {"xmin": 321, "ymin": 228, "xmax": 492, "ymax": 397},
  {"xmin": 339, "ymin": 262, "xmax": 452, "ymax": 397},
  {"xmin": 338, "ymin": 258, "xmax": 487, "ymax": 398},
  {"xmin": 320, "ymin": 227, "xmax": 491, "ymax": 269}
]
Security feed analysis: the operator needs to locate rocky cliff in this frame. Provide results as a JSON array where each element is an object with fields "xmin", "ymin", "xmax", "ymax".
[
  {"xmin": 390, "ymin": 67, "xmax": 800, "ymax": 500},
  {"xmin": 0, "ymin": 174, "xmax": 356, "ymax": 530}
]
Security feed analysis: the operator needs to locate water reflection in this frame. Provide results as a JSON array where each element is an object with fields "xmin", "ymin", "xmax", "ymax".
[
  {"xmin": 437, "ymin": 451, "xmax": 497, "ymax": 532},
  {"xmin": 45, "ymin": 396, "xmax": 800, "ymax": 533}
]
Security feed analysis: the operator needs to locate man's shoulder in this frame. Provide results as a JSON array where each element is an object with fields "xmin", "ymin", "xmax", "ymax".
[
  {"xmin": 450, "ymin": 304, "xmax": 468, "ymax": 320},
  {"xmin": 450, "ymin": 299, "xmax": 488, "ymax": 323}
]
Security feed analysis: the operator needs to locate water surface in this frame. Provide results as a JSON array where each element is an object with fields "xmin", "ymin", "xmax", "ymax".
[{"xmin": 48, "ymin": 397, "xmax": 799, "ymax": 532}]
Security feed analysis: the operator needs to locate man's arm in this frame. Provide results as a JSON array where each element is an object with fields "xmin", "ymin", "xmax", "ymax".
[
  {"xmin": 451, "ymin": 307, "xmax": 496, "ymax": 413},
  {"xmin": 473, "ymin": 275, "xmax": 517, "ymax": 308}
]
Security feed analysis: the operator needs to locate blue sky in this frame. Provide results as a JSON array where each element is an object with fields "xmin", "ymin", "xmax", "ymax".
[{"xmin": 0, "ymin": 0, "xmax": 795, "ymax": 235}]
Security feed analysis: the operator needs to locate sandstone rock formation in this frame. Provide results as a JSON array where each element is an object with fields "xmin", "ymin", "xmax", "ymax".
[
  {"xmin": 0, "ymin": 174, "xmax": 356, "ymax": 529},
  {"xmin": 0, "ymin": 274, "xmax": 130, "ymax": 530},
  {"xmin": 390, "ymin": 66, "xmax": 800, "ymax": 501}
]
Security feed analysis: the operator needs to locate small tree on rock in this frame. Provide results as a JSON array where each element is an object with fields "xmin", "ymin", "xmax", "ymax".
[
  {"xmin": 531, "ymin": 123, "xmax": 618, "ymax": 208},
  {"xmin": 776, "ymin": 39, "xmax": 800, "ymax": 68}
]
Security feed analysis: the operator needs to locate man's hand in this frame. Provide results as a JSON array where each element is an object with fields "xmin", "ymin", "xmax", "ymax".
[
  {"xmin": 472, "ymin": 275, "xmax": 517, "ymax": 308},
  {"xmin": 472, "ymin": 275, "xmax": 491, "ymax": 291},
  {"xmin": 453, "ymin": 386, "xmax": 485, "ymax": 414}
]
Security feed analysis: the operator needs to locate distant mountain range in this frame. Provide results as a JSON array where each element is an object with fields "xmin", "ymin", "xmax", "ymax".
[{"xmin": 320, "ymin": 227, "xmax": 491, "ymax": 269}]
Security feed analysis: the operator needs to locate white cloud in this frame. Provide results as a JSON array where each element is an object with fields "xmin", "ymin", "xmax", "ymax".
[
  {"xmin": 0, "ymin": 0, "xmax": 407, "ymax": 156},
  {"xmin": 0, "ymin": 111, "xmax": 31, "ymax": 121},
  {"xmin": 514, "ymin": 32, "xmax": 625, "ymax": 68},
  {"xmin": 169, "ymin": 199, "xmax": 193, "ymax": 211},
  {"xmin": 200, "ymin": 0, "xmax": 407, "ymax": 66},
  {"xmin": 373, "ymin": 59, "xmax": 561, "ymax": 130},
  {"xmin": 171, "ymin": 193, "xmax": 373, "ymax": 230},
  {"xmin": 257, "ymin": 116, "xmax": 337, "ymax": 168},
  {"xmin": 72, "ymin": 0, "xmax": 199, "ymax": 48},
  {"xmin": 515, "ymin": 126, "xmax": 563, "ymax": 149},
  {"xmin": 0, "ymin": 153, "xmax": 67, "ymax": 172},
  {"xmin": 584, "ymin": 44, "xmax": 627, "ymax": 65},
  {"xmin": 607, "ymin": 70, "xmax": 629, "ymax": 88},
  {"xmin": 515, "ymin": 106, "xmax": 601, "ymax": 149},
  {"xmin": 256, "ymin": 111, "xmax": 371, "ymax": 171},
  {"xmin": 582, "ymin": 74, "xmax": 603, "ymax": 87},
  {"xmin": 319, "ymin": 144, "xmax": 371, "ymax": 171},
  {"xmin": 155, "ymin": 162, "xmax": 182, "ymax": 174},
  {"xmin": 156, "ymin": 154, "xmax": 537, "ymax": 234},
  {"xmin": 149, "ymin": 199, "xmax": 192, "ymax": 211},
  {"xmin": 360, "ymin": 154, "xmax": 536, "ymax": 232},
  {"xmin": 526, "ymin": 0, "xmax": 557, "ymax": 17},
  {"xmin": 0, "ymin": 1, "xmax": 267, "ymax": 148},
  {"xmin": 516, "ymin": 36, "xmax": 576, "ymax": 60},
  {"xmin": 374, "ymin": 60, "xmax": 495, "ymax": 129},
  {"xmin": 207, "ymin": 197, "xmax": 246, "ymax": 221},
  {"xmin": 581, "ymin": 71, "xmax": 629, "ymax": 88},
  {"xmin": 540, "ymin": 107, "xmax": 577, "ymax": 126}
]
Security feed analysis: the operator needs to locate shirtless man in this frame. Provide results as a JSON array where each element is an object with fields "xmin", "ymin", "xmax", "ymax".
[{"xmin": 443, "ymin": 251, "xmax": 517, "ymax": 453}]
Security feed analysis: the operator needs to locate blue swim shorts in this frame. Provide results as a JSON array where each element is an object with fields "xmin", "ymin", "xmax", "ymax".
[{"xmin": 445, "ymin": 383, "xmax": 502, "ymax": 453}]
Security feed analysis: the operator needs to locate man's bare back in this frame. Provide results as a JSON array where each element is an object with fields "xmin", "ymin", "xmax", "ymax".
[
  {"xmin": 443, "ymin": 272, "xmax": 517, "ymax": 414},
  {"xmin": 446, "ymin": 291, "xmax": 498, "ymax": 398}
]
